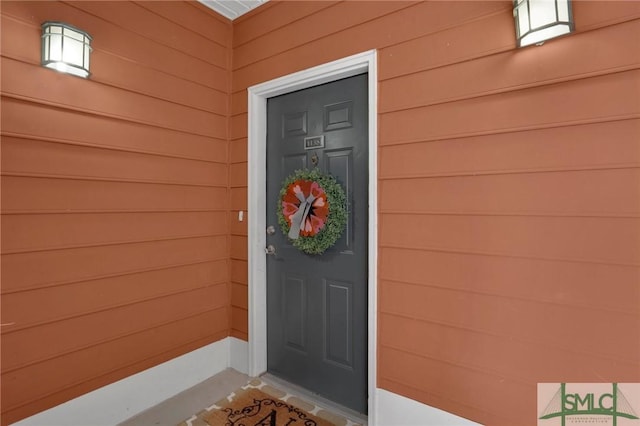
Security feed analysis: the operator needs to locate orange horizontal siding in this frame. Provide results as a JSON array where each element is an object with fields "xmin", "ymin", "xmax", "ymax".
[
  {"xmin": 231, "ymin": 259, "xmax": 249, "ymax": 285},
  {"xmin": 231, "ymin": 306, "xmax": 248, "ymax": 338},
  {"xmin": 380, "ymin": 120, "xmax": 640, "ymax": 178},
  {"xmin": 2, "ymin": 58, "xmax": 226, "ymax": 138},
  {"xmin": 231, "ymin": 1, "xmax": 509, "ymax": 93},
  {"xmin": 380, "ymin": 70, "xmax": 640, "ymax": 145},
  {"xmin": 380, "ymin": 287, "xmax": 639, "ymax": 363},
  {"xmin": 2, "ymin": 314, "xmax": 228, "ymax": 424},
  {"xmin": 3, "ymin": 262, "xmax": 227, "ymax": 332},
  {"xmin": 229, "ymin": 138, "xmax": 248, "ymax": 164},
  {"xmin": 1, "ymin": 98, "xmax": 227, "ymax": 162},
  {"xmin": 230, "ymin": 329, "xmax": 249, "ymax": 341},
  {"xmin": 1, "ymin": 137, "xmax": 227, "ymax": 187},
  {"xmin": 2, "ymin": 211, "xmax": 228, "ymax": 254},
  {"xmin": 231, "ymin": 282, "xmax": 248, "ymax": 310},
  {"xmin": 1, "ymin": 236, "xmax": 228, "ymax": 294},
  {"xmin": 573, "ymin": 0, "xmax": 640, "ymax": 31},
  {"xmin": 379, "ymin": 346, "xmax": 527, "ymax": 425},
  {"xmin": 380, "ymin": 19, "xmax": 640, "ymax": 112},
  {"xmin": 381, "ymin": 168, "xmax": 640, "ymax": 216},
  {"xmin": 1, "ymin": 14, "xmax": 228, "ymax": 112},
  {"xmin": 231, "ymin": 1, "xmax": 640, "ymax": 424},
  {"xmin": 378, "ymin": 9, "xmax": 513, "ymax": 81},
  {"xmin": 232, "ymin": 1, "xmax": 411, "ymax": 70},
  {"xmin": 230, "ymin": 113, "xmax": 248, "ymax": 139},
  {"xmin": 70, "ymin": 2, "xmax": 228, "ymax": 68},
  {"xmin": 379, "ymin": 247, "xmax": 639, "ymax": 317},
  {"xmin": 1, "ymin": 1, "xmax": 228, "ymax": 88},
  {"xmin": 230, "ymin": 212, "xmax": 248, "ymax": 237},
  {"xmin": 229, "ymin": 162, "xmax": 248, "ymax": 187},
  {"xmin": 381, "ymin": 214, "xmax": 638, "ymax": 265},
  {"xmin": 0, "ymin": 1, "xmax": 232, "ymax": 423},
  {"xmin": 1, "ymin": 176, "xmax": 227, "ymax": 214},
  {"xmin": 379, "ymin": 1, "xmax": 640, "ymax": 81},
  {"xmin": 3, "ymin": 1, "xmax": 639, "ymax": 425},
  {"xmin": 232, "ymin": 1, "xmax": 338, "ymax": 47},
  {"xmin": 230, "ymin": 235, "xmax": 248, "ymax": 261},
  {"xmin": 136, "ymin": 1, "xmax": 232, "ymax": 46},
  {"xmin": 231, "ymin": 91, "xmax": 248, "ymax": 115},
  {"xmin": 380, "ymin": 311, "xmax": 639, "ymax": 379},
  {"xmin": 230, "ymin": 188, "xmax": 248, "ymax": 211},
  {"xmin": 2, "ymin": 283, "xmax": 228, "ymax": 372}
]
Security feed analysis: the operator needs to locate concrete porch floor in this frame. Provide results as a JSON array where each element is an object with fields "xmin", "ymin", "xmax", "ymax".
[{"xmin": 117, "ymin": 368, "xmax": 367, "ymax": 426}]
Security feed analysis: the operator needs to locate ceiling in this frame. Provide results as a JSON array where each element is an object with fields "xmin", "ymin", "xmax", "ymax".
[{"xmin": 197, "ymin": 0, "xmax": 268, "ymax": 20}]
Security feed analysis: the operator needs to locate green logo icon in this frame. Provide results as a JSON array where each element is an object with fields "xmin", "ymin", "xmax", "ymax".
[{"xmin": 539, "ymin": 383, "xmax": 639, "ymax": 426}]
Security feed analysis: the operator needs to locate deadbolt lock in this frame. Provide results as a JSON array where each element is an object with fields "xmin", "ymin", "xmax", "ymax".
[{"xmin": 266, "ymin": 225, "xmax": 276, "ymax": 235}]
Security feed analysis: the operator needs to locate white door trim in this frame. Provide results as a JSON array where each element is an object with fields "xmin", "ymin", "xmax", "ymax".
[{"xmin": 247, "ymin": 50, "xmax": 378, "ymax": 419}]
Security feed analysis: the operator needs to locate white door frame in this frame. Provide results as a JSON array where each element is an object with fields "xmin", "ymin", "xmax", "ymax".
[{"xmin": 246, "ymin": 50, "xmax": 378, "ymax": 417}]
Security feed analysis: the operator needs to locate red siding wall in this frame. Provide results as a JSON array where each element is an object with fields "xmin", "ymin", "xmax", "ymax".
[
  {"xmin": 231, "ymin": 1, "xmax": 640, "ymax": 424},
  {"xmin": 0, "ymin": 2, "xmax": 232, "ymax": 424}
]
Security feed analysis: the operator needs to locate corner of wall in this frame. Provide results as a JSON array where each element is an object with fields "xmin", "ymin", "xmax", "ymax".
[
  {"xmin": 375, "ymin": 388, "xmax": 482, "ymax": 426},
  {"xmin": 229, "ymin": 336, "xmax": 249, "ymax": 374},
  {"xmin": 11, "ymin": 339, "xmax": 234, "ymax": 426}
]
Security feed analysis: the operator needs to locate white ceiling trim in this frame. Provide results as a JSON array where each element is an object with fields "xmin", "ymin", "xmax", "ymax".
[{"xmin": 197, "ymin": 0, "xmax": 268, "ymax": 20}]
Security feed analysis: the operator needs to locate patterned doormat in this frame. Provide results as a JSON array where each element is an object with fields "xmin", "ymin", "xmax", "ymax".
[{"xmin": 179, "ymin": 379, "xmax": 362, "ymax": 426}]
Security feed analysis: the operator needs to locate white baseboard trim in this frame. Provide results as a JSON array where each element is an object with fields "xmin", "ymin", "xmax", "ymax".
[
  {"xmin": 229, "ymin": 336, "xmax": 249, "ymax": 374},
  {"xmin": 375, "ymin": 388, "xmax": 482, "ymax": 426},
  {"xmin": 12, "ymin": 338, "xmax": 234, "ymax": 426},
  {"xmin": 12, "ymin": 337, "xmax": 478, "ymax": 426}
]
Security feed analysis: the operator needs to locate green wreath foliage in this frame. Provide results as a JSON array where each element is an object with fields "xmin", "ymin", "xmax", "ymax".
[{"xmin": 277, "ymin": 168, "xmax": 347, "ymax": 255}]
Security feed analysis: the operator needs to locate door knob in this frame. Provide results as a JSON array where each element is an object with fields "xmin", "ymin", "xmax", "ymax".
[{"xmin": 265, "ymin": 244, "xmax": 276, "ymax": 255}]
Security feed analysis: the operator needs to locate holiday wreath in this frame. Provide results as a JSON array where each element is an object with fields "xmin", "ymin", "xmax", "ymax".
[{"xmin": 277, "ymin": 168, "xmax": 347, "ymax": 255}]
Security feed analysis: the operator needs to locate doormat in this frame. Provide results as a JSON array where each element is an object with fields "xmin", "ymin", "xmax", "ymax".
[{"xmin": 178, "ymin": 379, "xmax": 361, "ymax": 426}]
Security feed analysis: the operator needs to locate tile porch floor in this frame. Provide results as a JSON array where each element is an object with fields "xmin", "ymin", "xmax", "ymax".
[{"xmin": 118, "ymin": 368, "xmax": 367, "ymax": 426}]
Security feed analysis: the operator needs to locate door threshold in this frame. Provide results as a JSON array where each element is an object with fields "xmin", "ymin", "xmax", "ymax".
[{"xmin": 260, "ymin": 373, "xmax": 368, "ymax": 425}]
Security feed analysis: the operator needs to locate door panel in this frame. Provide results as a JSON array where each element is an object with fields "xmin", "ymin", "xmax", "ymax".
[
  {"xmin": 325, "ymin": 278, "xmax": 353, "ymax": 368},
  {"xmin": 266, "ymin": 73, "xmax": 368, "ymax": 413},
  {"xmin": 284, "ymin": 275, "xmax": 307, "ymax": 352},
  {"xmin": 325, "ymin": 148, "xmax": 354, "ymax": 252}
]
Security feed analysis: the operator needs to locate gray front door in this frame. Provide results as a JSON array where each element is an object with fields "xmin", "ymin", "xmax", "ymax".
[{"xmin": 266, "ymin": 74, "xmax": 368, "ymax": 413}]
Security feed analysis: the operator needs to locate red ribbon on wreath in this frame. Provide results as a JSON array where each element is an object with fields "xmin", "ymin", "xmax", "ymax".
[{"xmin": 281, "ymin": 180, "xmax": 329, "ymax": 239}]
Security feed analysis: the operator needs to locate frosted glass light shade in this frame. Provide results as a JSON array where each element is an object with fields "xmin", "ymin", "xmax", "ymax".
[
  {"xmin": 513, "ymin": 0, "xmax": 574, "ymax": 47},
  {"xmin": 41, "ymin": 22, "xmax": 92, "ymax": 78}
]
